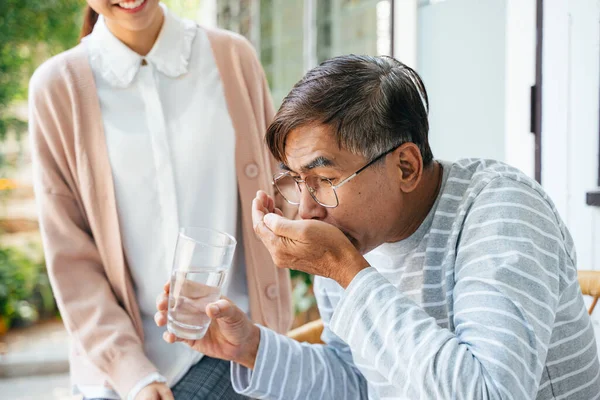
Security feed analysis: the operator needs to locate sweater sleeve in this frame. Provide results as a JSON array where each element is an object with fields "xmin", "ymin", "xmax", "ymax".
[
  {"xmin": 28, "ymin": 56, "xmax": 158, "ymax": 398},
  {"xmin": 231, "ymin": 277, "xmax": 367, "ymax": 399}
]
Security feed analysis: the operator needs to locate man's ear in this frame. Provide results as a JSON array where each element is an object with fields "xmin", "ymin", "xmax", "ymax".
[{"xmin": 395, "ymin": 143, "xmax": 423, "ymax": 193}]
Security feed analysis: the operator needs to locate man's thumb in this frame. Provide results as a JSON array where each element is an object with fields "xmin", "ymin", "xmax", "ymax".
[
  {"xmin": 206, "ymin": 299, "xmax": 243, "ymax": 324},
  {"xmin": 263, "ymin": 213, "xmax": 298, "ymax": 238}
]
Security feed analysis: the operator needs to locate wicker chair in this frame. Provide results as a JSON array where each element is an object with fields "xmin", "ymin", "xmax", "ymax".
[
  {"xmin": 287, "ymin": 319, "xmax": 324, "ymax": 344},
  {"xmin": 578, "ymin": 270, "xmax": 600, "ymax": 315}
]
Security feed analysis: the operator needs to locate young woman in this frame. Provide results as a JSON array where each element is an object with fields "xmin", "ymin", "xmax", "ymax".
[{"xmin": 28, "ymin": 1, "xmax": 293, "ymax": 399}]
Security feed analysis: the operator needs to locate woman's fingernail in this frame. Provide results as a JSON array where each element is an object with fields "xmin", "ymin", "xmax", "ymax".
[{"xmin": 209, "ymin": 304, "xmax": 220, "ymax": 315}]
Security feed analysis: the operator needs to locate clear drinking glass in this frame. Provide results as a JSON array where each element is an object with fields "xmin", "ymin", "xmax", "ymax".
[{"xmin": 167, "ymin": 227, "xmax": 237, "ymax": 340}]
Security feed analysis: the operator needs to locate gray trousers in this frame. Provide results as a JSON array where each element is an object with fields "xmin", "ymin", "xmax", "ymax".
[{"xmin": 86, "ymin": 356, "xmax": 248, "ymax": 400}]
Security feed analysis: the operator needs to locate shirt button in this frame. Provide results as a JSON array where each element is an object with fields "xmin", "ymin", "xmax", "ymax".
[
  {"xmin": 245, "ymin": 163, "xmax": 259, "ymax": 179},
  {"xmin": 265, "ymin": 283, "xmax": 278, "ymax": 300}
]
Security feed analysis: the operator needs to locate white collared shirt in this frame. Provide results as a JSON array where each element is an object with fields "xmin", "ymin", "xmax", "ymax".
[{"xmin": 80, "ymin": 5, "xmax": 248, "ymax": 399}]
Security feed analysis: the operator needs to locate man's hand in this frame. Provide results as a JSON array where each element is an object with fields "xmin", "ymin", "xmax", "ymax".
[
  {"xmin": 252, "ymin": 190, "xmax": 369, "ymax": 287},
  {"xmin": 154, "ymin": 283, "xmax": 260, "ymax": 370},
  {"xmin": 134, "ymin": 382, "xmax": 173, "ymax": 400}
]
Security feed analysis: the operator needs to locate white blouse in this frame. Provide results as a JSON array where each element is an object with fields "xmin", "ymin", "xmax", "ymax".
[{"xmin": 81, "ymin": 4, "xmax": 249, "ymax": 399}]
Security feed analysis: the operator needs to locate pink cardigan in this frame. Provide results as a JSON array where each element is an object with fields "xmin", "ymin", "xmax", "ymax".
[{"xmin": 28, "ymin": 27, "xmax": 293, "ymax": 397}]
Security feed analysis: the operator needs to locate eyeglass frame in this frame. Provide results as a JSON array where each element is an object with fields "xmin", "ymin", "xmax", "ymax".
[{"xmin": 272, "ymin": 144, "xmax": 401, "ymax": 208}]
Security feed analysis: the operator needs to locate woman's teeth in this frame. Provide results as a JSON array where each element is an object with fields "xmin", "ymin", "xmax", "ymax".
[{"xmin": 119, "ymin": 0, "xmax": 145, "ymax": 9}]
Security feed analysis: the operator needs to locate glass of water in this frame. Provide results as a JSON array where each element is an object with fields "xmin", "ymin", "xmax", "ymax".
[{"xmin": 167, "ymin": 227, "xmax": 237, "ymax": 340}]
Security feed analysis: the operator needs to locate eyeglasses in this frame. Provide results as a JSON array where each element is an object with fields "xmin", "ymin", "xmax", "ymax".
[{"xmin": 273, "ymin": 145, "xmax": 400, "ymax": 208}]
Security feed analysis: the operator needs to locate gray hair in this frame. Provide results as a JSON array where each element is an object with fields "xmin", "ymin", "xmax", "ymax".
[{"xmin": 266, "ymin": 55, "xmax": 434, "ymax": 166}]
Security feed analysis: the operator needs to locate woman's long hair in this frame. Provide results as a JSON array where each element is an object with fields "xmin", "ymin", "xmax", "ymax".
[{"xmin": 79, "ymin": 5, "xmax": 99, "ymax": 42}]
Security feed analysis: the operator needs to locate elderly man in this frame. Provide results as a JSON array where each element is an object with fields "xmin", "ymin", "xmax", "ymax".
[{"xmin": 155, "ymin": 55, "xmax": 600, "ymax": 399}]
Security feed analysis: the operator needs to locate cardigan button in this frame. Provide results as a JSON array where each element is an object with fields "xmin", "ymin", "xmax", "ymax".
[
  {"xmin": 265, "ymin": 283, "xmax": 278, "ymax": 300},
  {"xmin": 245, "ymin": 163, "xmax": 259, "ymax": 179}
]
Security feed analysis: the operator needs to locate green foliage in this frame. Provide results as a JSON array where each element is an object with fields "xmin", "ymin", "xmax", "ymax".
[
  {"xmin": 290, "ymin": 269, "xmax": 315, "ymax": 315},
  {"xmin": 0, "ymin": 2, "xmax": 75, "ymax": 329},
  {"xmin": 0, "ymin": 244, "xmax": 56, "ymax": 329},
  {"xmin": 0, "ymin": 0, "xmax": 83, "ymax": 142}
]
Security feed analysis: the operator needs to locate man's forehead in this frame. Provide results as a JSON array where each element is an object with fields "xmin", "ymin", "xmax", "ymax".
[
  {"xmin": 285, "ymin": 124, "xmax": 338, "ymax": 149},
  {"xmin": 280, "ymin": 125, "xmax": 342, "ymax": 172}
]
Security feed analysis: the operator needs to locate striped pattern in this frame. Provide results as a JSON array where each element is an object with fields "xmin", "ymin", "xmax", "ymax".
[{"xmin": 232, "ymin": 159, "xmax": 600, "ymax": 399}]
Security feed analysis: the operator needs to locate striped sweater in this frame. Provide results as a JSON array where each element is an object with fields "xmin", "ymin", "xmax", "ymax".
[{"xmin": 232, "ymin": 159, "xmax": 600, "ymax": 399}]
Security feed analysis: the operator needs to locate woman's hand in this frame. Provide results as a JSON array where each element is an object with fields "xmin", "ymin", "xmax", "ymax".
[{"xmin": 134, "ymin": 382, "xmax": 174, "ymax": 400}]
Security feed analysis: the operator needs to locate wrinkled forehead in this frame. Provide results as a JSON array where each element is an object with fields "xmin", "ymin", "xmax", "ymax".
[{"xmin": 281, "ymin": 125, "xmax": 353, "ymax": 174}]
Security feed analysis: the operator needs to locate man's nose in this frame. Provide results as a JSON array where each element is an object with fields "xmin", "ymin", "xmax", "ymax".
[{"xmin": 298, "ymin": 185, "xmax": 327, "ymax": 220}]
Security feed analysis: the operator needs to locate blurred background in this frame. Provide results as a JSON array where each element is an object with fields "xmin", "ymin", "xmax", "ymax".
[{"xmin": 0, "ymin": 0, "xmax": 598, "ymax": 398}]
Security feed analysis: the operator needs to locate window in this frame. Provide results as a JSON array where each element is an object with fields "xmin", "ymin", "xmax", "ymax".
[
  {"xmin": 586, "ymin": 36, "xmax": 600, "ymax": 206},
  {"xmin": 217, "ymin": 0, "xmax": 393, "ymax": 107},
  {"xmin": 316, "ymin": 0, "xmax": 391, "ymax": 63}
]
